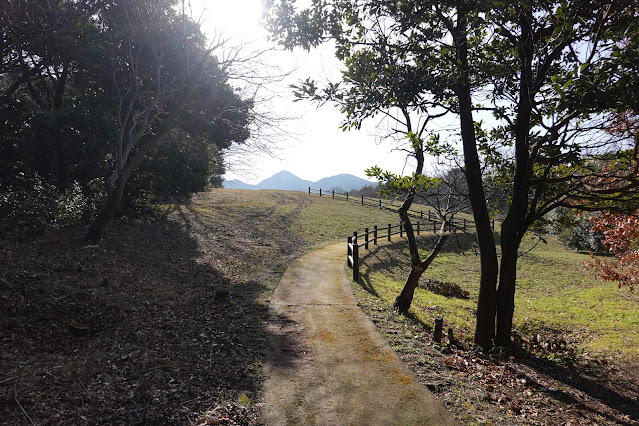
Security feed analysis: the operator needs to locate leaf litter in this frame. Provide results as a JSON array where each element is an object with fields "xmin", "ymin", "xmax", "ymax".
[{"xmin": 0, "ymin": 190, "xmax": 306, "ymax": 425}]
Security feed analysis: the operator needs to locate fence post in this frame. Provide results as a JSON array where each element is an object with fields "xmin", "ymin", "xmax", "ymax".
[
  {"xmin": 373, "ymin": 225, "xmax": 378, "ymax": 245},
  {"xmin": 332, "ymin": 190, "xmax": 335, "ymax": 199},
  {"xmin": 379, "ymin": 199, "xmax": 382, "ymax": 207},
  {"xmin": 352, "ymin": 232, "xmax": 359, "ymax": 282},
  {"xmin": 319, "ymin": 188, "xmax": 322, "ymax": 196},
  {"xmin": 347, "ymin": 236, "xmax": 353, "ymax": 267},
  {"xmin": 421, "ymin": 211, "xmax": 423, "ymax": 218},
  {"xmin": 400, "ymin": 222, "xmax": 403, "ymax": 238},
  {"xmin": 492, "ymin": 219, "xmax": 495, "ymax": 230},
  {"xmin": 346, "ymin": 192, "xmax": 349, "ymax": 202},
  {"xmin": 365, "ymin": 227, "xmax": 369, "ymax": 250},
  {"xmin": 361, "ymin": 195, "xmax": 364, "ymax": 206},
  {"xmin": 428, "ymin": 211, "xmax": 431, "ymax": 221},
  {"xmin": 433, "ymin": 221, "xmax": 437, "ymax": 233},
  {"xmin": 417, "ymin": 221, "xmax": 420, "ymax": 235},
  {"xmin": 388, "ymin": 224, "xmax": 392, "ymax": 242},
  {"xmin": 308, "ymin": 187, "xmax": 311, "ymax": 194}
]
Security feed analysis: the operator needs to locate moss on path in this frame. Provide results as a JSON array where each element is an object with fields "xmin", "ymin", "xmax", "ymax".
[{"xmin": 262, "ymin": 243, "xmax": 457, "ymax": 425}]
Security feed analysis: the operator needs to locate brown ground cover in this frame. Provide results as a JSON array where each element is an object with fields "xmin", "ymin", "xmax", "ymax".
[{"xmin": 0, "ymin": 190, "xmax": 306, "ymax": 425}]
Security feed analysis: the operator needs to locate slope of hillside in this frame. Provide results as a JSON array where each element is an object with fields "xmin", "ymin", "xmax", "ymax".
[{"xmin": 2, "ymin": 189, "xmax": 636, "ymax": 425}]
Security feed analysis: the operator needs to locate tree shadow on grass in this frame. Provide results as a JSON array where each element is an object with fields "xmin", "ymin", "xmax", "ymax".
[
  {"xmin": 357, "ymin": 231, "xmax": 478, "ymax": 283},
  {"xmin": 0, "ymin": 197, "xmax": 307, "ymax": 425}
]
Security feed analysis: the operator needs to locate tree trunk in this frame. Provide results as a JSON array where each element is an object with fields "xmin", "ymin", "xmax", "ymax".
[
  {"xmin": 394, "ymin": 267, "xmax": 425, "ymax": 313},
  {"xmin": 493, "ymin": 10, "xmax": 535, "ymax": 347},
  {"xmin": 85, "ymin": 176, "xmax": 128, "ymax": 244},
  {"xmin": 495, "ymin": 236, "xmax": 519, "ymax": 346},
  {"xmin": 495, "ymin": 209, "xmax": 525, "ymax": 346},
  {"xmin": 394, "ymin": 221, "xmax": 449, "ymax": 313},
  {"xmin": 458, "ymin": 85, "xmax": 498, "ymax": 349},
  {"xmin": 85, "ymin": 142, "xmax": 154, "ymax": 244},
  {"xmin": 452, "ymin": 15, "xmax": 499, "ymax": 349}
]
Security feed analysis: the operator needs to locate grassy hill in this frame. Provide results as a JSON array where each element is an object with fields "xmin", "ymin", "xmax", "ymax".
[
  {"xmin": 355, "ymin": 231, "xmax": 639, "ymax": 362},
  {"xmin": 1, "ymin": 189, "xmax": 637, "ymax": 424}
]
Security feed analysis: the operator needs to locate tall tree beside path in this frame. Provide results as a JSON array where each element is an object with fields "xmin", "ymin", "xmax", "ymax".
[{"xmin": 267, "ymin": 0, "xmax": 639, "ymax": 348}]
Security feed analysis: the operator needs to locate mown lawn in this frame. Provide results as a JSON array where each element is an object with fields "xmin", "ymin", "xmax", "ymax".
[{"xmin": 357, "ymin": 228, "xmax": 639, "ymax": 363}]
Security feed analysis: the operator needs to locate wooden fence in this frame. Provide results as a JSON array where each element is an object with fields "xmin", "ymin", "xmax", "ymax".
[
  {"xmin": 307, "ymin": 186, "xmax": 496, "ymax": 282},
  {"xmin": 308, "ymin": 187, "xmax": 488, "ymax": 232},
  {"xmin": 308, "ymin": 187, "xmax": 495, "ymax": 282},
  {"xmin": 347, "ymin": 220, "xmax": 449, "ymax": 282}
]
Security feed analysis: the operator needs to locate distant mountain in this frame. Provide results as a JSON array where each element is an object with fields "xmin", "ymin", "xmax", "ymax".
[
  {"xmin": 222, "ymin": 179, "xmax": 256, "ymax": 190},
  {"xmin": 223, "ymin": 170, "xmax": 373, "ymax": 192},
  {"xmin": 314, "ymin": 174, "xmax": 374, "ymax": 192},
  {"xmin": 255, "ymin": 170, "xmax": 313, "ymax": 191}
]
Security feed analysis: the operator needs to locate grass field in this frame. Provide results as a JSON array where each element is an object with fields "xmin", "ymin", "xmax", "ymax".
[
  {"xmin": 228, "ymin": 189, "xmax": 639, "ymax": 363},
  {"xmin": 355, "ymin": 223, "xmax": 639, "ymax": 363},
  {"xmin": 285, "ymin": 190, "xmax": 639, "ymax": 423}
]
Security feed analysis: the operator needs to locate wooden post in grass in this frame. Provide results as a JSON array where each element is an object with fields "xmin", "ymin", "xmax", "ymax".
[
  {"xmin": 365, "ymin": 227, "xmax": 369, "ymax": 250},
  {"xmin": 417, "ymin": 221, "xmax": 420, "ymax": 235},
  {"xmin": 347, "ymin": 236, "xmax": 353, "ymax": 267},
  {"xmin": 352, "ymin": 232, "xmax": 359, "ymax": 282},
  {"xmin": 373, "ymin": 225, "xmax": 378, "ymax": 245},
  {"xmin": 400, "ymin": 222, "xmax": 403, "ymax": 238},
  {"xmin": 346, "ymin": 192, "xmax": 349, "ymax": 202},
  {"xmin": 361, "ymin": 195, "xmax": 364, "ymax": 206},
  {"xmin": 308, "ymin": 187, "xmax": 311, "ymax": 194},
  {"xmin": 387, "ymin": 224, "xmax": 392, "ymax": 242},
  {"xmin": 332, "ymin": 190, "xmax": 335, "ymax": 199},
  {"xmin": 434, "ymin": 318, "xmax": 444, "ymax": 343},
  {"xmin": 319, "ymin": 188, "xmax": 322, "ymax": 196}
]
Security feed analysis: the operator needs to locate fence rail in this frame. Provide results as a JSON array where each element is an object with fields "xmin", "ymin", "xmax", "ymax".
[
  {"xmin": 347, "ymin": 220, "xmax": 448, "ymax": 282},
  {"xmin": 308, "ymin": 186, "xmax": 499, "ymax": 282},
  {"xmin": 308, "ymin": 187, "xmax": 490, "ymax": 232}
]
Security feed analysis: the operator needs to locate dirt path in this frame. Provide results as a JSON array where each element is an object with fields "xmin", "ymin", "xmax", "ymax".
[{"xmin": 262, "ymin": 243, "xmax": 457, "ymax": 425}]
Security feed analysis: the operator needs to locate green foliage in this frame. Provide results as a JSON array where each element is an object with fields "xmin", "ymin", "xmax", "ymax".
[
  {"xmin": 1, "ymin": 0, "xmax": 253, "ymax": 237},
  {"xmin": 0, "ymin": 173, "xmax": 104, "ymax": 235},
  {"xmin": 544, "ymin": 209, "xmax": 606, "ymax": 253},
  {"xmin": 366, "ymin": 166, "xmax": 441, "ymax": 200},
  {"xmin": 0, "ymin": 173, "xmax": 59, "ymax": 234}
]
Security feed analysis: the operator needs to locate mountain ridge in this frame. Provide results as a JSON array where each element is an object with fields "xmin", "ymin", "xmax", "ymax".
[{"xmin": 223, "ymin": 170, "xmax": 373, "ymax": 192}]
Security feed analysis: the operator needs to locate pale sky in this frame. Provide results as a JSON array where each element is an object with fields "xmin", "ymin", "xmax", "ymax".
[{"xmin": 189, "ymin": 0, "xmax": 416, "ymax": 184}]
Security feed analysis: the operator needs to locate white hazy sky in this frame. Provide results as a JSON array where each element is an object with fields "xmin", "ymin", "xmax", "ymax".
[{"xmin": 189, "ymin": 0, "xmax": 417, "ymax": 185}]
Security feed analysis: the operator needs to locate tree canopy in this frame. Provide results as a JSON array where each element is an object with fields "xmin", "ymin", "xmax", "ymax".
[
  {"xmin": 267, "ymin": 0, "xmax": 639, "ymax": 347},
  {"xmin": 1, "ymin": 0, "xmax": 255, "ymax": 240}
]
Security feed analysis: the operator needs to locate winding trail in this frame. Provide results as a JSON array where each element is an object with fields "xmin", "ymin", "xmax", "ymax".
[{"xmin": 262, "ymin": 243, "xmax": 457, "ymax": 425}]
